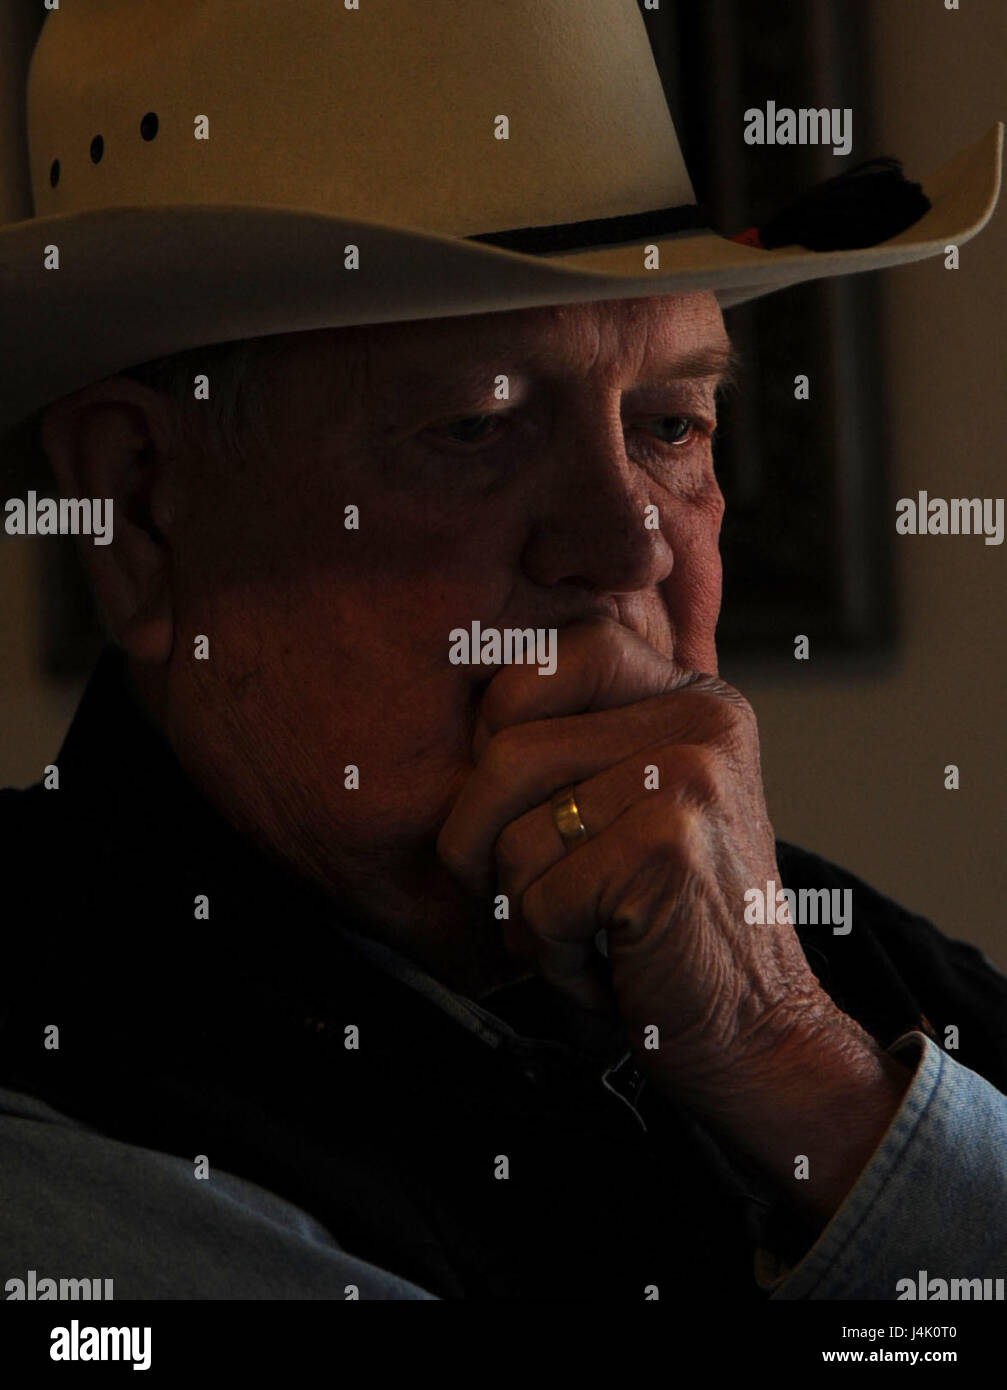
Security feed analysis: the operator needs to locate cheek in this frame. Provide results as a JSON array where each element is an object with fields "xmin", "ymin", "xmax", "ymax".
[
  {"xmin": 181, "ymin": 485, "xmax": 524, "ymax": 758},
  {"xmin": 659, "ymin": 485, "xmax": 724, "ymax": 667},
  {"xmin": 166, "ymin": 451, "xmax": 536, "ymax": 849}
]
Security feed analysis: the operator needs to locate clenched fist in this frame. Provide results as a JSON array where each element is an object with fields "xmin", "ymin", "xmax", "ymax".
[{"xmin": 438, "ymin": 617, "xmax": 911, "ymax": 1226}]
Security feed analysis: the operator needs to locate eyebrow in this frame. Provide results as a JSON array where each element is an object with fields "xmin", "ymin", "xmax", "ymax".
[
  {"xmin": 635, "ymin": 342, "xmax": 743, "ymax": 394},
  {"xmin": 383, "ymin": 337, "xmax": 743, "ymax": 417}
]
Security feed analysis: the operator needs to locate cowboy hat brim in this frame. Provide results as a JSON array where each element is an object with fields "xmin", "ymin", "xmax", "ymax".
[{"xmin": 0, "ymin": 122, "xmax": 1001, "ymax": 490}]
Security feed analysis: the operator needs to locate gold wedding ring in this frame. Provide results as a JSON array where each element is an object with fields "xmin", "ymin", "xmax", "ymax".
[{"xmin": 551, "ymin": 785, "xmax": 588, "ymax": 852}]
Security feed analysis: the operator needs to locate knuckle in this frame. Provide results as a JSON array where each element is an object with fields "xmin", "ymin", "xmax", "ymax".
[
  {"xmin": 707, "ymin": 696, "xmax": 759, "ymax": 757},
  {"xmin": 706, "ymin": 695, "xmax": 748, "ymax": 740},
  {"xmin": 668, "ymin": 742, "xmax": 723, "ymax": 806},
  {"xmin": 673, "ymin": 674, "xmax": 757, "ymax": 737},
  {"xmin": 713, "ymin": 682, "xmax": 757, "ymax": 734},
  {"xmin": 519, "ymin": 879, "xmax": 567, "ymax": 944},
  {"xmin": 610, "ymin": 892, "xmax": 651, "ymax": 939},
  {"xmin": 479, "ymin": 725, "xmax": 526, "ymax": 789},
  {"xmin": 632, "ymin": 795, "xmax": 704, "ymax": 865},
  {"xmin": 662, "ymin": 800, "xmax": 706, "ymax": 857},
  {"xmin": 518, "ymin": 883, "xmax": 547, "ymax": 935},
  {"xmin": 726, "ymin": 693, "xmax": 758, "ymax": 740},
  {"xmin": 437, "ymin": 821, "xmax": 481, "ymax": 883},
  {"xmin": 479, "ymin": 668, "xmax": 531, "ymax": 732},
  {"xmin": 494, "ymin": 819, "xmax": 527, "ymax": 877},
  {"xmin": 437, "ymin": 834, "xmax": 466, "ymax": 879}
]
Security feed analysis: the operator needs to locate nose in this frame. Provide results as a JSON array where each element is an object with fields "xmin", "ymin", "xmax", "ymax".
[{"xmin": 520, "ymin": 407, "xmax": 674, "ymax": 594}]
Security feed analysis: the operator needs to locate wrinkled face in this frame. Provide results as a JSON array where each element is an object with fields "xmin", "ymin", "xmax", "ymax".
[{"xmin": 162, "ymin": 291, "xmax": 733, "ymax": 942}]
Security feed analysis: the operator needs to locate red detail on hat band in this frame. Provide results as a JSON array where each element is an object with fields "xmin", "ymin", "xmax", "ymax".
[{"xmin": 729, "ymin": 226, "xmax": 764, "ymax": 248}]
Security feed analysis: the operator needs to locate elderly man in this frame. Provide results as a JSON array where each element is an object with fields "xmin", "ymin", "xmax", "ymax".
[{"xmin": 1, "ymin": 0, "xmax": 1005, "ymax": 1306}]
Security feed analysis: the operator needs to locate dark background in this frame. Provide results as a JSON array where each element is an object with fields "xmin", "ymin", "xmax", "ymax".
[{"xmin": 642, "ymin": 0, "xmax": 891, "ymax": 656}]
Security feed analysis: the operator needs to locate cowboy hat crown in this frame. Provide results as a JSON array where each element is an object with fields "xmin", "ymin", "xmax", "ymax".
[
  {"xmin": 0, "ymin": 0, "xmax": 1001, "ymax": 488},
  {"xmin": 26, "ymin": 0, "xmax": 698, "ymax": 238}
]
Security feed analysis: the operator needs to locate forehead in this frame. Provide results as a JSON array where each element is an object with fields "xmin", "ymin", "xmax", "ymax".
[
  {"xmin": 390, "ymin": 291, "xmax": 725, "ymax": 359},
  {"xmin": 287, "ymin": 292, "xmax": 730, "ymax": 402}
]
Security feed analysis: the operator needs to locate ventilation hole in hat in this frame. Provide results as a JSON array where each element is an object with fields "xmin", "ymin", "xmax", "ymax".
[
  {"xmin": 50, "ymin": 159, "xmax": 60, "ymax": 188},
  {"xmin": 90, "ymin": 135, "xmax": 104, "ymax": 164},
  {"xmin": 140, "ymin": 112, "xmax": 159, "ymax": 141}
]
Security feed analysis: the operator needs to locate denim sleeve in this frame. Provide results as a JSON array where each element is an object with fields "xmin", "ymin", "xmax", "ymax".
[
  {"xmin": 0, "ymin": 1087, "xmax": 438, "ymax": 1300},
  {"xmin": 759, "ymin": 1032, "xmax": 1007, "ymax": 1298}
]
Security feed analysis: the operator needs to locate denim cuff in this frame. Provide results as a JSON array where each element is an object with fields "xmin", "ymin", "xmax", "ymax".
[{"xmin": 764, "ymin": 1031, "xmax": 1007, "ymax": 1298}]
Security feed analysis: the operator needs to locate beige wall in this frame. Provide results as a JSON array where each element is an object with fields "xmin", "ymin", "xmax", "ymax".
[
  {"xmin": 1, "ymin": 0, "xmax": 1004, "ymax": 971},
  {"xmin": 732, "ymin": 0, "xmax": 1007, "ymax": 967}
]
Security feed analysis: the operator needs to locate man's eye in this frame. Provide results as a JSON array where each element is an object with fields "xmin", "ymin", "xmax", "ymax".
[
  {"xmin": 423, "ymin": 412, "xmax": 708, "ymax": 451},
  {"xmin": 646, "ymin": 416, "xmax": 702, "ymax": 445},
  {"xmin": 429, "ymin": 414, "xmax": 500, "ymax": 444}
]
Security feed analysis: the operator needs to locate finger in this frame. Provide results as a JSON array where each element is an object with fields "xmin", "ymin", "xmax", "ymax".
[
  {"xmin": 439, "ymin": 700, "xmax": 674, "ymax": 892},
  {"xmin": 473, "ymin": 620, "xmax": 745, "ymax": 761},
  {"xmin": 512, "ymin": 796, "xmax": 699, "ymax": 1000},
  {"xmin": 500, "ymin": 905, "xmax": 619, "ymax": 1016},
  {"xmin": 476, "ymin": 616, "xmax": 698, "ymax": 745},
  {"xmin": 493, "ymin": 743, "xmax": 720, "ymax": 907}
]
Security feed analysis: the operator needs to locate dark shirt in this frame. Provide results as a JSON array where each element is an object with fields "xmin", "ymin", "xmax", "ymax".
[{"xmin": 2, "ymin": 647, "xmax": 1006, "ymax": 1300}]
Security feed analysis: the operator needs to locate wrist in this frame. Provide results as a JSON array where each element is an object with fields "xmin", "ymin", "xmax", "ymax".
[{"xmin": 680, "ymin": 1013, "xmax": 915, "ymax": 1229}]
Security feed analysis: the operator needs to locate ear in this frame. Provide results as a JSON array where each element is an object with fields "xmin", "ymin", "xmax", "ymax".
[{"xmin": 39, "ymin": 377, "xmax": 181, "ymax": 666}]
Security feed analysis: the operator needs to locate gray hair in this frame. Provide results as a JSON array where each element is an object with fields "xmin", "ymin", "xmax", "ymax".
[
  {"xmin": 119, "ymin": 335, "xmax": 288, "ymax": 462},
  {"xmin": 6, "ymin": 335, "xmax": 284, "ymax": 498}
]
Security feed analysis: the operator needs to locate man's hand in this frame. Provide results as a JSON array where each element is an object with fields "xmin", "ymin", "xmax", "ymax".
[{"xmin": 438, "ymin": 617, "xmax": 911, "ymax": 1226}]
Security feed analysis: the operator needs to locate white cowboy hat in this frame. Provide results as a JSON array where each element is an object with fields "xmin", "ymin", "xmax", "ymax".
[{"xmin": 0, "ymin": 0, "xmax": 1001, "ymax": 490}]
